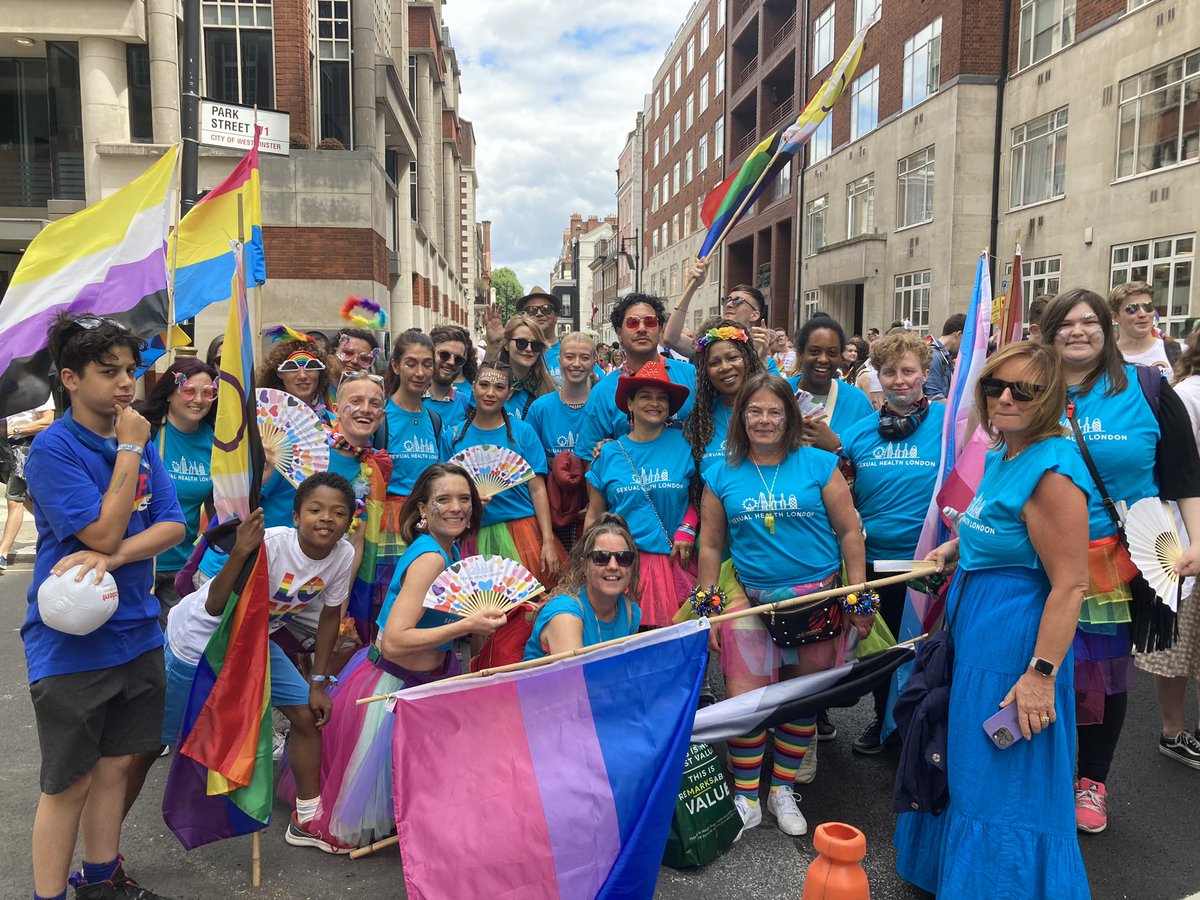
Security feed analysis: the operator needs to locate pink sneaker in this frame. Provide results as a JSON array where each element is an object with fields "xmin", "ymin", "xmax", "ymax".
[{"xmin": 1075, "ymin": 777, "xmax": 1107, "ymax": 833}]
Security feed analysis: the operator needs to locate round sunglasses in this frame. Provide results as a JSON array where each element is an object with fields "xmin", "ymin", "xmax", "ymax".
[
  {"xmin": 174, "ymin": 372, "xmax": 219, "ymax": 402},
  {"xmin": 511, "ymin": 338, "xmax": 546, "ymax": 354}
]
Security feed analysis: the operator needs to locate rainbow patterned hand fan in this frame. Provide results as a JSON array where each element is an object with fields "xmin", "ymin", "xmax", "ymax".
[
  {"xmin": 449, "ymin": 444, "xmax": 536, "ymax": 498},
  {"xmin": 423, "ymin": 555, "xmax": 545, "ymax": 617},
  {"xmin": 255, "ymin": 388, "xmax": 330, "ymax": 487},
  {"xmin": 1125, "ymin": 497, "xmax": 1184, "ymax": 611}
]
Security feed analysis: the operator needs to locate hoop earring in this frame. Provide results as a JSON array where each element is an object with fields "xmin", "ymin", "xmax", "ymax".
[{"xmin": 416, "ymin": 514, "xmax": 427, "ymax": 532}]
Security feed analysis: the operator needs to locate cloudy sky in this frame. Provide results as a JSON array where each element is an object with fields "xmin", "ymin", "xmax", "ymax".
[{"xmin": 447, "ymin": 0, "xmax": 696, "ymax": 290}]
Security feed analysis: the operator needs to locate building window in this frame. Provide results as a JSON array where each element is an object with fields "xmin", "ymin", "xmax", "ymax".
[
  {"xmin": 655, "ymin": 137, "xmax": 661, "ymax": 166},
  {"xmin": 316, "ymin": 0, "xmax": 352, "ymax": 147},
  {"xmin": 409, "ymin": 160, "xmax": 418, "ymax": 221},
  {"xmin": 717, "ymin": 0, "xmax": 725, "ymax": 30},
  {"xmin": 674, "ymin": 58, "xmax": 683, "ymax": 90},
  {"xmin": 772, "ymin": 160, "xmax": 793, "ymax": 202},
  {"xmin": 684, "ymin": 149, "xmax": 693, "ymax": 184},
  {"xmin": 715, "ymin": 52, "xmax": 725, "ymax": 95},
  {"xmin": 1010, "ymin": 106, "xmax": 1068, "ymax": 208},
  {"xmin": 847, "ymin": 173, "xmax": 875, "ymax": 238},
  {"xmin": 652, "ymin": 230, "xmax": 660, "ymax": 255},
  {"xmin": 673, "ymin": 161, "xmax": 680, "ymax": 195},
  {"xmin": 897, "ymin": 145, "xmax": 935, "ymax": 227},
  {"xmin": 894, "ymin": 270, "xmax": 932, "ymax": 332},
  {"xmin": 127, "ymin": 45, "xmax": 153, "ymax": 143},
  {"xmin": 662, "ymin": 173, "xmax": 669, "ymax": 200},
  {"xmin": 850, "ymin": 65, "xmax": 879, "ymax": 141},
  {"xmin": 715, "ymin": 117, "xmax": 724, "ymax": 158},
  {"xmin": 811, "ymin": 115, "xmax": 833, "ymax": 163},
  {"xmin": 683, "ymin": 203, "xmax": 692, "ymax": 236},
  {"xmin": 700, "ymin": 14, "xmax": 711, "ymax": 53},
  {"xmin": 654, "ymin": 91, "xmax": 661, "ymax": 120},
  {"xmin": 813, "ymin": 4, "xmax": 835, "ymax": 74},
  {"xmin": 663, "ymin": 124, "xmax": 670, "ymax": 152},
  {"xmin": 407, "ymin": 55, "xmax": 417, "ymax": 110},
  {"xmin": 1012, "ymin": 254, "xmax": 1062, "ymax": 304},
  {"xmin": 803, "ymin": 290, "xmax": 821, "ymax": 321},
  {"xmin": 686, "ymin": 38, "xmax": 695, "ymax": 73},
  {"xmin": 1126, "ymin": 0, "xmax": 1155, "ymax": 8},
  {"xmin": 673, "ymin": 110, "xmax": 681, "ymax": 143},
  {"xmin": 856, "ymin": 0, "xmax": 882, "ymax": 28},
  {"xmin": 903, "ymin": 17, "xmax": 941, "ymax": 110},
  {"xmin": 806, "ymin": 195, "xmax": 828, "ymax": 255},
  {"xmin": 652, "ymin": 184, "xmax": 660, "ymax": 212},
  {"xmin": 686, "ymin": 94, "xmax": 694, "ymax": 129},
  {"xmin": 699, "ymin": 133, "xmax": 709, "ymax": 171},
  {"xmin": 1018, "ymin": 0, "xmax": 1075, "ymax": 71},
  {"xmin": 700, "ymin": 74, "xmax": 709, "ymax": 112},
  {"xmin": 1116, "ymin": 51, "xmax": 1200, "ymax": 179},
  {"xmin": 672, "ymin": 214, "xmax": 680, "ymax": 245},
  {"xmin": 1111, "ymin": 234, "xmax": 1195, "ymax": 335},
  {"xmin": 202, "ymin": 0, "xmax": 275, "ymax": 108},
  {"xmin": 661, "ymin": 222, "xmax": 668, "ymax": 249}
]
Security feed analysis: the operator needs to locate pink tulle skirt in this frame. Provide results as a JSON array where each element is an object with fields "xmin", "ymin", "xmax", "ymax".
[{"xmin": 637, "ymin": 551, "xmax": 697, "ymax": 627}]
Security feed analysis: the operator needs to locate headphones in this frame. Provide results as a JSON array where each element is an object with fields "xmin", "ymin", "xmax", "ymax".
[{"xmin": 877, "ymin": 398, "xmax": 930, "ymax": 441}]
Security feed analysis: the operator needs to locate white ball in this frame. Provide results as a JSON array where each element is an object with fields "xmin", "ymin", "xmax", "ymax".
[{"xmin": 37, "ymin": 566, "xmax": 120, "ymax": 636}]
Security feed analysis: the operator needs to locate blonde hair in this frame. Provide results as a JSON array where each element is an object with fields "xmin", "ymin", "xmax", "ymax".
[
  {"xmin": 500, "ymin": 315, "xmax": 558, "ymax": 399},
  {"xmin": 975, "ymin": 341, "xmax": 1067, "ymax": 449},
  {"xmin": 558, "ymin": 331, "xmax": 597, "ymax": 357}
]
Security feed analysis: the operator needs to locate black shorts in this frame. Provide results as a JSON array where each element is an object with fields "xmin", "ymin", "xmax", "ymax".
[{"xmin": 29, "ymin": 648, "xmax": 166, "ymax": 794}]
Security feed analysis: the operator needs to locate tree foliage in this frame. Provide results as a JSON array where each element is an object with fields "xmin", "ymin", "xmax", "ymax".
[{"xmin": 491, "ymin": 267, "xmax": 524, "ymax": 321}]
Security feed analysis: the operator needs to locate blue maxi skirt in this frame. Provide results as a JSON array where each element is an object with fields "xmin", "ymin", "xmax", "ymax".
[{"xmin": 893, "ymin": 566, "xmax": 1091, "ymax": 899}]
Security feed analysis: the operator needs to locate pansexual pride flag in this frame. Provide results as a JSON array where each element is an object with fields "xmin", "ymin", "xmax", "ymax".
[
  {"xmin": 0, "ymin": 147, "xmax": 177, "ymax": 415},
  {"xmin": 391, "ymin": 621, "xmax": 710, "ymax": 900}
]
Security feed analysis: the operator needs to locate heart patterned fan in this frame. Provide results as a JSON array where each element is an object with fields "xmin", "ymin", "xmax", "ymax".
[
  {"xmin": 448, "ymin": 444, "xmax": 535, "ymax": 498},
  {"xmin": 1125, "ymin": 497, "xmax": 1183, "ymax": 611},
  {"xmin": 423, "ymin": 555, "xmax": 545, "ymax": 617},
  {"xmin": 255, "ymin": 388, "xmax": 330, "ymax": 487}
]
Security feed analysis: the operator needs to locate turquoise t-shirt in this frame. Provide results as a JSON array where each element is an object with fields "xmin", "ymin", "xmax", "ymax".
[
  {"xmin": 522, "ymin": 588, "xmax": 642, "ymax": 661},
  {"xmin": 704, "ymin": 447, "xmax": 841, "ymax": 589},
  {"xmin": 156, "ymin": 420, "xmax": 214, "ymax": 572},
  {"xmin": 958, "ymin": 438, "xmax": 1091, "ymax": 572},
  {"xmin": 787, "ymin": 376, "xmax": 875, "ymax": 437},
  {"xmin": 449, "ymin": 417, "xmax": 546, "ymax": 527},
  {"xmin": 385, "ymin": 399, "xmax": 449, "ymax": 496},
  {"xmin": 574, "ymin": 358, "xmax": 697, "ymax": 460},
  {"xmin": 841, "ymin": 403, "xmax": 945, "ymax": 561},
  {"xmin": 699, "ymin": 402, "xmax": 734, "ymax": 476},
  {"xmin": 423, "ymin": 388, "xmax": 469, "ymax": 437},
  {"xmin": 525, "ymin": 391, "xmax": 588, "ymax": 459},
  {"xmin": 1064, "ymin": 365, "xmax": 1159, "ymax": 539},
  {"xmin": 375, "ymin": 533, "xmax": 460, "ymax": 652},
  {"xmin": 586, "ymin": 431, "xmax": 695, "ymax": 553}
]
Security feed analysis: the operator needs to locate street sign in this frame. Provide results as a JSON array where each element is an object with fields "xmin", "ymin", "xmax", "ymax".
[{"xmin": 199, "ymin": 100, "xmax": 290, "ymax": 156}]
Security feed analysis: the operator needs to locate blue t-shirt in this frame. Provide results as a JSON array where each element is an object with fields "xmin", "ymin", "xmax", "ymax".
[
  {"xmin": 449, "ymin": 417, "xmax": 546, "ymax": 526},
  {"xmin": 543, "ymin": 342, "xmax": 605, "ymax": 385},
  {"xmin": 700, "ymin": 403, "xmax": 734, "ymax": 476},
  {"xmin": 504, "ymin": 387, "xmax": 539, "ymax": 421},
  {"xmin": 1065, "ymin": 366, "xmax": 1159, "ymax": 539},
  {"xmin": 841, "ymin": 403, "xmax": 945, "ymax": 561},
  {"xmin": 385, "ymin": 399, "xmax": 449, "ymax": 496},
  {"xmin": 704, "ymin": 447, "xmax": 841, "ymax": 589},
  {"xmin": 22, "ymin": 416, "xmax": 185, "ymax": 682},
  {"xmin": 574, "ymin": 358, "xmax": 697, "ymax": 460},
  {"xmin": 155, "ymin": 420, "xmax": 214, "ymax": 572},
  {"xmin": 423, "ymin": 388, "xmax": 470, "ymax": 437},
  {"xmin": 376, "ymin": 533, "xmax": 460, "ymax": 651},
  {"xmin": 525, "ymin": 390, "xmax": 588, "ymax": 459},
  {"xmin": 786, "ymin": 376, "xmax": 875, "ymax": 437},
  {"xmin": 586, "ymin": 431, "xmax": 695, "ymax": 553},
  {"xmin": 523, "ymin": 589, "xmax": 642, "ymax": 661},
  {"xmin": 958, "ymin": 438, "xmax": 1091, "ymax": 572}
]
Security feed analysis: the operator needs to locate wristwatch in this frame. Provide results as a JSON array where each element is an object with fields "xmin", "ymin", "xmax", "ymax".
[{"xmin": 1029, "ymin": 656, "xmax": 1058, "ymax": 678}]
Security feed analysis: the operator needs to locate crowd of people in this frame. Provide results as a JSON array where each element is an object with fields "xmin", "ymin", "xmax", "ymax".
[{"xmin": 6, "ymin": 274, "xmax": 1200, "ymax": 900}]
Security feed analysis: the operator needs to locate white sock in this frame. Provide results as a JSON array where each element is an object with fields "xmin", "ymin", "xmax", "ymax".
[{"xmin": 295, "ymin": 796, "xmax": 320, "ymax": 824}]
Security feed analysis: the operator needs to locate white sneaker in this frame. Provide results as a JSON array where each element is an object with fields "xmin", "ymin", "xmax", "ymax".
[
  {"xmin": 793, "ymin": 736, "xmax": 818, "ymax": 784},
  {"xmin": 767, "ymin": 785, "xmax": 808, "ymax": 836},
  {"xmin": 733, "ymin": 794, "xmax": 762, "ymax": 833}
]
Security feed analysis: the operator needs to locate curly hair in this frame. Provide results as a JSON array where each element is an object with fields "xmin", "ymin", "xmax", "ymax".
[
  {"xmin": 870, "ymin": 331, "xmax": 932, "ymax": 372},
  {"xmin": 684, "ymin": 316, "xmax": 764, "ymax": 504},
  {"xmin": 610, "ymin": 292, "xmax": 668, "ymax": 335},
  {"xmin": 551, "ymin": 512, "xmax": 641, "ymax": 605},
  {"xmin": 258, "ymin": 338, "xmax": 332, "ymax": 402},
  {"xmin": 132, "ymin": 357, "xmax": 219, "ymax": 436}
]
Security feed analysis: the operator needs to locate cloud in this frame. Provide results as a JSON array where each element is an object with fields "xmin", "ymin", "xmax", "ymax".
[{"xmin": 446, "ymin": 0, "xmax": 695, "ymax": 290}]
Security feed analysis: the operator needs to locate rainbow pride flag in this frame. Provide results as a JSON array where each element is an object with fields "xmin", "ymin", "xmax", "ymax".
[
  {"xmin": 697, "ymin": 18, "xmax": 872, "ymax": 260},
  {"xmin": 391, "ymin": 622, "xmax": 709, "ymax": 899},
  {"xmin": 346, "ymin": 446, "xmax": 392, "ymax": 642},
  {"xmin": 170, "ymin": 128, "xmax": 265, "ymax": 323}
]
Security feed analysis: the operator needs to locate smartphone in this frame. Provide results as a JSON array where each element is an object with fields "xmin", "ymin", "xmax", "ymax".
[{"xmin": 983, "ymin": 705, "xmax": 1025, "ymax": 750}]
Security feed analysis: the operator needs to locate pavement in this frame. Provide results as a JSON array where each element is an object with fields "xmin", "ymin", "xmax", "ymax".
[
  {"xmin": 0, "ymin": 564, "xmax": 1197, "ymax": 898},
  {"xmin": 0, "ymin": 506, "xmax": 37, "ymax": 564}
]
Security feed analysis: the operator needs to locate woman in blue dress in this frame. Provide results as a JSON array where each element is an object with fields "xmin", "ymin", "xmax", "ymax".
[
  {"xmin": 524, "ymin": 514, "xmax": 642, "ymax": 660},
  {"xmin": 698, "ymin": 373, "xmax": 869, "ymax": 837},
  {"xmin": 894, "ymin": 341, "xmax": 1093, "ymax": 899},
  {"xmin": 584, "ymin": 357, "xmax": 696, "ymax": 627},
  {"xmin": 786, "ymin": 314, "xmax": 875, "ymax": 450},
  {"xmin": 684, "ymin": 319, "xmax": 766, "ymax": 478}
]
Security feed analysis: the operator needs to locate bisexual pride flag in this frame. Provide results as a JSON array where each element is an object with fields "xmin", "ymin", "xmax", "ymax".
[{"xmin": 390, "ymin": 621, "xmax": 710, "ymax": 899}]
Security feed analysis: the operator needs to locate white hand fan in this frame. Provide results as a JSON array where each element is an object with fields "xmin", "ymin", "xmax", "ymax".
[
  {"xmin": 1125, "ymin": 497, "xmax": 1183, "ymax": 611},
  {"xmin": 448, "ymin": 444, "xmax": 535, "ymax": 498},
  {"xmin": 423, "ymin": 555, "xmax": 545, "ymax": 617},
  {"xmin": 256, "ymin": 388, "xmax": 330, "ymax": 487}
]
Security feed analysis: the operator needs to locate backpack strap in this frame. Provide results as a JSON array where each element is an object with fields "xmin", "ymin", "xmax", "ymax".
[
  {"xmin": 426, "ymin": 406, "xmax": 443, "ymax": 438},
  {"xmin": 1066, "ymin": 400, "xmax": 1123, "ymax": 531},
  {"xmin": 825, "ymin": 378, "xmax": 840, "ymax": 422},
  {"xmin": 1134, "ymin": 363, "xmax": 1162, "ymax": 418}
]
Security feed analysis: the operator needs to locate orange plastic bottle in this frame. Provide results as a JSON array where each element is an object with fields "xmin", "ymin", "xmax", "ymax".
[{"xmin": 801, "ymin": 822, "xmax": 870, "ymax": 900}]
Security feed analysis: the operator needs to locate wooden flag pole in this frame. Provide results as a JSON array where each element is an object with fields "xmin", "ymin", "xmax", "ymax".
[{"xmin": 251, "ymin": 832, "xmax": 262, "ymax": 887}]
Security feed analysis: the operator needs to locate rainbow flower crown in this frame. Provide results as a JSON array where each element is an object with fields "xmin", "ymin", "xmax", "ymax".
[{"xmin": 694, "ymin": 325, "xmax": 749, "ymax": 353}]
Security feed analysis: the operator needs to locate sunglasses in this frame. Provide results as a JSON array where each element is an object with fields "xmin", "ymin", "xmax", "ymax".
[
  {"xmin": 66, "ymin": 315, "xmax": 148, "ymax": 349},
  {"xmin": 624, "ymin": 315, "xmax": 660, "ymax": 330},
  {"xmin": 277, "ymin": 355, "xmax": 326, "ymax": 373},
  {"xmin": 587, "ymin": 549, "xmax": 636, "ymax": 567},
  {"xmin": 511, "ymin": 338, "xmax": 545, "ymax": 354},
  {"xmin": 1123, "ymin": 301, "xmax": 1156, "ymax": 315},
  {"xmin": 523, "ymin": 304, "xmax": 556, "ymax": 317},
  {"xmin": 339, "ymin": 370, "xmax": 385, "ymax": 387},
  {"xmin": 337, "ymin": 343, "xmax": 379, "ymax": 366},
  {"xmin": 721, "ymin": 296, "xmax": 754, "ymax": 311},
  {"xmin": 437, "ymin": 349, "xmax": 467, "ymax": 367},
  {"xmin": 174, "ymin": 372, "xmax": 219, "ymax": 402},
  {"xmin": 979, "ymin": 376, "xmax": 1046, "ymax": 402}
]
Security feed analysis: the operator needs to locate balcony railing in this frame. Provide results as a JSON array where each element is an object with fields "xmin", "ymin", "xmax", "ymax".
[
  {"xmin": 739, "ymin": 56, "xmax": 759, "ymax": 82},
  {"xmin": 733, "ymin": 0, "xmax": 755, "ymax": 26},
  {"xmin": 765, "ymin": 12, "xmax": 797, "ymax": 56},
  {"xmin": 739, "ymin": 130, "xmax": 760, "ymax": 153},
  {"xmin": 769, "ymin": 95, "xmax": 795, "ymax": 127}
]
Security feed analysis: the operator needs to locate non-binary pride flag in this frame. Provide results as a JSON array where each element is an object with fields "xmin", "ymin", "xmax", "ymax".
[
  {"xmin": 697, "ymin": 18, "xmax": 872, "ymax": 260},
  {"xmin": 391, "ymin": 621, "xmax": 710, "ymax": 900},
  {"xmin": 0, "ymin": 146, "xmax": 177, "ymax": 415},
  {"xmin": 170, "ymin": 128, "xmax": 266, "ymax": 323}
]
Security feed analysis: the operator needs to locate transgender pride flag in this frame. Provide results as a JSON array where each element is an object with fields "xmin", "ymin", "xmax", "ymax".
[{"xmin": 391, "ymin": 621, "xmax": 709, "ymax": 900}]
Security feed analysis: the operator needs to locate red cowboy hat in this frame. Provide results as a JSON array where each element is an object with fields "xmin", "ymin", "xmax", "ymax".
[{"xmin": 615, "ymin": 357, "xmax": 691, "ymax": 415}]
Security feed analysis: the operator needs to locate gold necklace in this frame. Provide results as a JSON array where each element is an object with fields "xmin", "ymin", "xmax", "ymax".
[
  {"xmin": 749, "ymin": 453, "xmax": 782, "ymax": 535},
  {"xmin": 558, "ymin": 389, "xmax": 586, "ymax": 410}
]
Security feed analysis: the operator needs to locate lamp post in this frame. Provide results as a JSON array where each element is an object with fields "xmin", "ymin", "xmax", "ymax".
[{"xmin": 616, "ymin": 228, "xmax": 640, "ymax": 293}]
